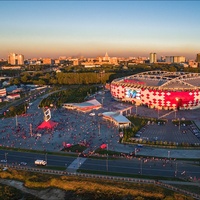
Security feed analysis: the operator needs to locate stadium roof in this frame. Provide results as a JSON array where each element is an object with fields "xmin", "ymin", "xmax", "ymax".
[{"xmin": 114, "ymin": 71, "xmax": 200, "ymax": 89}]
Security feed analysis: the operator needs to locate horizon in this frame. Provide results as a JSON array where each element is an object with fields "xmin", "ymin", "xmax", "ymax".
[{"xmin": 0, "ymin": 1, "xmax": 200, "ymax": 60}]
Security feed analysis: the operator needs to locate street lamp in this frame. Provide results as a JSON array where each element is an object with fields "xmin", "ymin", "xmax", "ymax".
[
  {"xmin": 135, "ymin": 148, "xmax": 137, "ymax": 156},
  {"xmin": 101, "ymin": 97, "xmax": 104, "ymax": 105},
  {"xmin": 175, "ymin": 162, "xmax": 178, "ymax": 177},
  {"xmin": 106, "ymin": 144, "xmax": 108, "ymax": 172},
  {"xmin": 168, "ymin": 151, "xmax": 170, "ymax": 159},
  {"xmin": 5, "ymin": 153, "xmax": 8, "ymax": 166},
  {"xmin": 16, "ymin": 115, "xmax": 18, "ymax": 127},
  {"xmin": 45, "ymin": 153, "xmax": 48, "ymax": 163},
  {"xmin": 175, "ymin": 109, "xmax": 176, "ymax": 120},
  {"xmin": 136, "ymin": 105, "xmax": 137, "ymax": 115},
  {"xmin": 98, "ymin": 123, "xmax": 101, "ymax": 136},
  {"xmin": 140, "ymin": 158, "xmax": 143, "ymax": 175}
]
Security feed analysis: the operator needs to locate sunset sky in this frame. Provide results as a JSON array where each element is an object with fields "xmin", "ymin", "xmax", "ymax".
[{"xmin": 0, "ymin": 1, "xmax": 200, "ymax": 59}]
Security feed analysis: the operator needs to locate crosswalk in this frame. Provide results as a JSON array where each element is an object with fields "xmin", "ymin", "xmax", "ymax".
[{"xmin": 67, "ymin": 157, "xmax": 87, "ymax": 173}]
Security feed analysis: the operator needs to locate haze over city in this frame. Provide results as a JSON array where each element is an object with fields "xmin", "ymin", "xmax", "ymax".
[{"xmin": 0, "ymin": 1, "xmax": 200, "ymax": 59}]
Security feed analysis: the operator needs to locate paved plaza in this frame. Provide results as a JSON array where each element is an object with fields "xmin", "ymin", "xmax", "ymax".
[{"xmin": 0, "ymin": 90, "xmax": 200, "ymax": 159}]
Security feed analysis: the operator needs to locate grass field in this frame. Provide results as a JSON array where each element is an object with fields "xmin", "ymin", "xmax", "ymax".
[{"xmin": 0, "ymin": 168, "xmax": 196, "ymax": 200}]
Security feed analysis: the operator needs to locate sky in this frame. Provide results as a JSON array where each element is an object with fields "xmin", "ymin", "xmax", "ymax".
[{"xmin": 0, "ymin": 1, "xmax": 200, "ymax": 60}]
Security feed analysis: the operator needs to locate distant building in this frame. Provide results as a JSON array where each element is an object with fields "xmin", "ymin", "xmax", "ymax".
[
  {"xmin": 1, "ymin": 66, "xmax": 22, "ymax": 70},
  {"xmin": 165, "ymin": 56, "xmax": 174, "ymax": 63},
  {"xmin": 72, "ymin": 59, "xmax": 79, "ymax": 66},
  {"xmin": 43, "ymin": 58, "xmax": 54, "ymax": 65},
  {"xmin": 150, "ymin": 53, "xmax": 157, "ymax": 63},
  {"xmin": 165, "ymin": 56, "xmax": 185, "ymax": 63},
  {"xmin": 103, "ymin": 52, "xmax": 110, "ymax": 62},
  {"xmin": 160, "ymin": 56, "xmax": 165, "ymax": 62},
  {"xmin": 8, "ymin": 53, "xmax": 24, "ymax": 65},
  {"xmin": 196, "ymin": 53, "xmax": 200, "ymax": 63},
  {"xmin": 173, "ymin": 56, "xmax": 185, "ymax": 63},
  {"xmin": 188, "ymin": 60, "xmax": 198, "ymax": 68},
  {"xmin": 54, "ymin": 59, "xmax": 60, "ymax": 65}
]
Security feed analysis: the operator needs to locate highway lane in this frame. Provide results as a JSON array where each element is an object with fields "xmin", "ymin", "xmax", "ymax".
[
  {"xmin": 0, "ymin": 149, "xmax": 199, "ymax": 179},
  {"xmin": 80, "ymin": 157, "xmax": 200, "ymax": 178},
  {"xmin": 0, "ymin": 150, "xmax": 75, "ymax": 168}
]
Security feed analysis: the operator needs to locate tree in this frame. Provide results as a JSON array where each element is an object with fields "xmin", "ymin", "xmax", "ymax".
[
  {"xmin": 9, "ymin": 106, "xmax": 16, "ymax": 113},
  {"xmin": 13, "ymin": 78, "xmax": 20, "ymax": 85}
]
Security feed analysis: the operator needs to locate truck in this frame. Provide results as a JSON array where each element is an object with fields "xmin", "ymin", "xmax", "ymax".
[{"xmin": 34, "ymin": 160, "xmax": 47, "ymax": 166}]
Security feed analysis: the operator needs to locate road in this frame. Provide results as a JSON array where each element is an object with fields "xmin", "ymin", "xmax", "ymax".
[{"xmin": 1, "ymin": 150, "xmax": 199, "ymax": 179}]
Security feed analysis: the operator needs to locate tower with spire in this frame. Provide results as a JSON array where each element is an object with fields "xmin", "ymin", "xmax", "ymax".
[{"xmin": 103, "ymin": 52, "xmax": 110, "ymax": 62}]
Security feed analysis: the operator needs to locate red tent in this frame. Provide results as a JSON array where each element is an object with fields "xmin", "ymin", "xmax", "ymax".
[
  {"xmin": 37, "ymin": 120, "xmax": 58, "ymax": 129},
  {"xmin": 100, "ymin": 144, "xmax": 107, "ymax": 149}
]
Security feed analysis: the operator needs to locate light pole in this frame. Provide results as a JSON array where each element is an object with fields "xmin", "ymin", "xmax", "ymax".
[
  {"xmin": 136, "ymin": 105, "xmax": 137, "ymax": 115},
  {"xmin": 175, "ymin": 162, "xmax": 178, "ymax": 177},
  {"xmin": 168, "ymin": 151, "xmax": 170, "ymax": 159},
  {"xmin": 135, "ymin": 148, "xmax": 137, "ymax": 156},
  {"xmin": 101, "ymin": 97, "xmax": 103, "ymax": 105},
  {"xmin": 16, "ymin": 115, "xmax": 18, "ymax": 127},
  {"xmin": 98, "ymin": 123, "xmax": 100, "ymax": 136},
  {"xmin": 140, "ymin": 158, "xmax": 143, "ymax": 175},
  {"xmin": 106, "ymin": 144, "xmax": 108, "ymax": 172},
  {"xmin": 45, "ymin": 153, "xmax": 47, "ymax": 163},
  {"xmin": 30, "ymin": 123, "xmax": 33, "ymax": 137},
  {"xmin": 5, "ymin": 153, "xmax": 8, "ymax": 166}
]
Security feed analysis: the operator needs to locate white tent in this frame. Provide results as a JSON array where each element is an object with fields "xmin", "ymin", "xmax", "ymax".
[
  {"xmin": 102, "ymin": 111, "xmax": 131, "ymax": 128},
  {"xmin": 63, "ymin": 99, "xmax": 102, "ymax": 112}
]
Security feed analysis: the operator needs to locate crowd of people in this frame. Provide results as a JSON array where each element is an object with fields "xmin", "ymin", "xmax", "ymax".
[{"xmin": 0, "ymin": 103, "xmax": 120, "ymax": 154}]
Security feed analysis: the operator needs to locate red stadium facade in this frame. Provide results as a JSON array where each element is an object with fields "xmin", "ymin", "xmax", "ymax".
[{"xmin": 110, "ymin": 71, "xmax": 200, "ymax": 110}]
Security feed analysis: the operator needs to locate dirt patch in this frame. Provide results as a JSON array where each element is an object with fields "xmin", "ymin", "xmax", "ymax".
[{"xmin": 0, "ymin": 179, "xmax": 65, "ymax": 200}]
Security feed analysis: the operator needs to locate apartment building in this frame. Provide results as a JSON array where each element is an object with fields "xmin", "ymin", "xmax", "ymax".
[{"xmin": 8, "ymin": 53, "xmax": 24, "ymax": 65}]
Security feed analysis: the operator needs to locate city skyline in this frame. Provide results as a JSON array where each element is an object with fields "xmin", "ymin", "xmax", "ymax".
[{"xmin": 0, "ymin": 1, "xmax": 200, "ymax": 60}]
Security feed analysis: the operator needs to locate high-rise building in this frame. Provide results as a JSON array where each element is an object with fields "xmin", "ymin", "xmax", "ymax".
[
  {"xmin": 165, "ymin": 56, "xmax": 185, "ymax": 63},
  {"xmin": 8, "ymin": 53, "xmax": 24, "ymax": 65},
  {"xmin": 17, "ymin": 54, "xmax": 24, "ymax": 65},
  {"xmin": 173, "ymin": 56, "xmax": 185, "ymax": 63},
  {"xmin": 150, "ymin": 53, "xmax": 157, "ymax": 63},
  {"xmin": 196, "ymin": 53, "xmax": 200, "ymax": 63}
]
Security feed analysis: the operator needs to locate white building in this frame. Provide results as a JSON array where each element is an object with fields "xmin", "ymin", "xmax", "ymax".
[
  {"xmin": 8, "ymin": 53, "xmax": 24, "ymax": 65},
  {"xmin": 150, "ymin": 53, "xmax": 157, "ymax": 63}
]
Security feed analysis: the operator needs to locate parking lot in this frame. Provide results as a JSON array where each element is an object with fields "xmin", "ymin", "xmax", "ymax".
[{"xmin": 135, "ymin": 121, "xmax": 200, "ymax": 145}]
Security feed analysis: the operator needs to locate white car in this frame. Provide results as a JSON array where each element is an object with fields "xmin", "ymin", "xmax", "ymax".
[
  {"xmin": 89, "ymin": 112, "xmax": 95, "ymax": 116},
  {"xmin": 3, "ymin": 167, "xmax": 8, "ymax": 171}
]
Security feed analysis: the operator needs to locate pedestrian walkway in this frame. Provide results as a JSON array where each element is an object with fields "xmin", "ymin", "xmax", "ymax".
[{"xmin": 67, "ymin": 157, "xmax": 87, "ymax": 173}]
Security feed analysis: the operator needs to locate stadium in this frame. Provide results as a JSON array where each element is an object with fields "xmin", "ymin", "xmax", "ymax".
[{"xmin": 110, "ymin": 71, "xmax": 200, "ymax": 110}]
